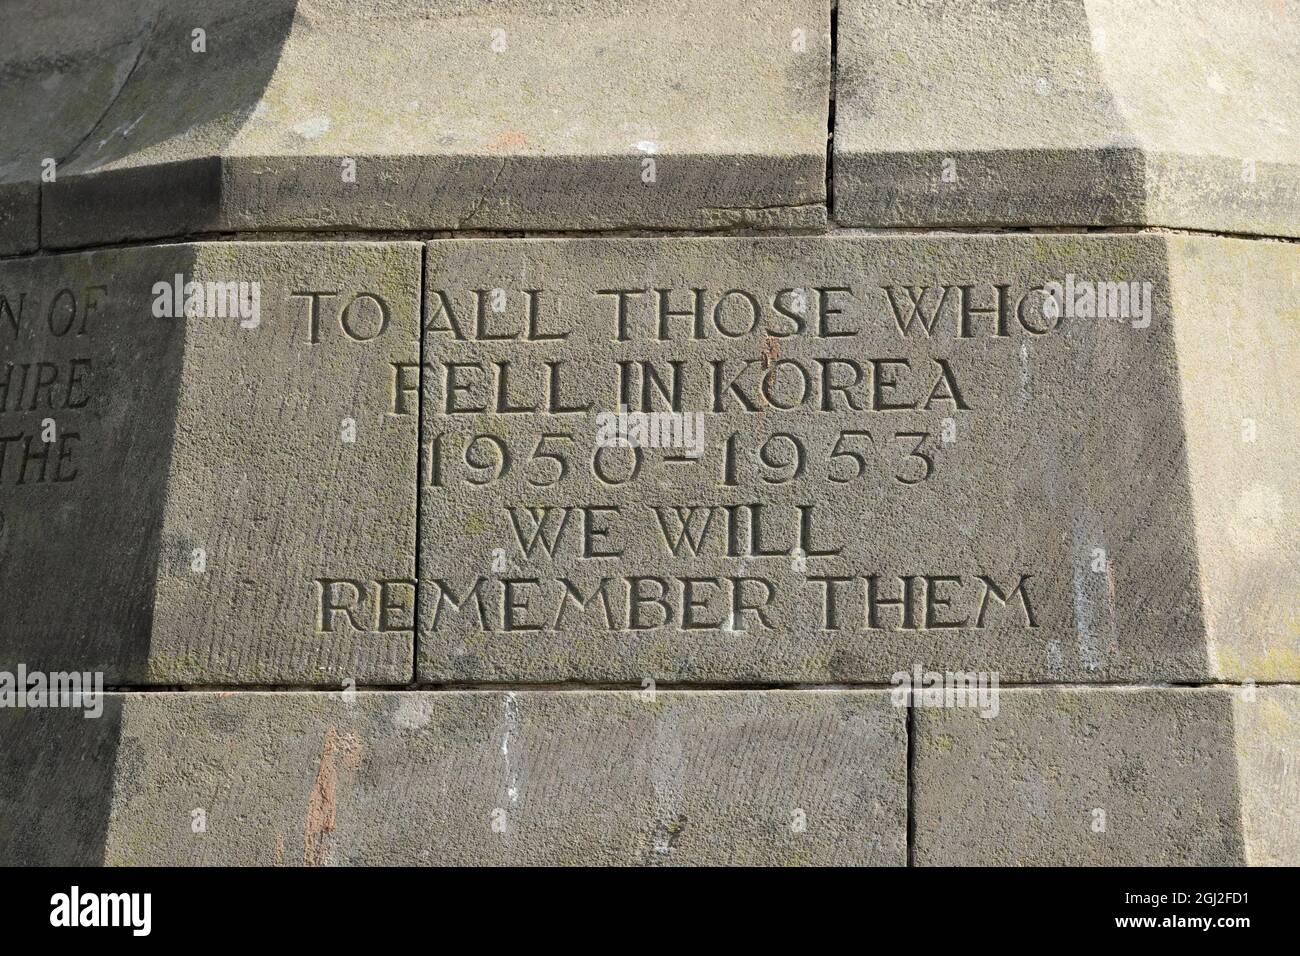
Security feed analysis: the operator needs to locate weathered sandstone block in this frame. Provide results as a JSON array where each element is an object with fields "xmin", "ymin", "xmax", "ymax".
[
  {"xmin": 0, "ymin": 690, "xmax": 907, "ymax": 866},
  {"xmin": 913, "ymin": 686, "xmax": 1299, "ymax": 865},
  {"xmin": 0, "ymin": 242, "xmax": 419, "ymax": 683}
]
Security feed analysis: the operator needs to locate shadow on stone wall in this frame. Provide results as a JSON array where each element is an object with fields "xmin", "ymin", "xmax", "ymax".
[
  {"xmin": 0, "ymin": 244, "xmax": 196, "ymax": 863},
  {"xmin": 40, "ymin": 0, "xmax": 299, "ymax": 247}
]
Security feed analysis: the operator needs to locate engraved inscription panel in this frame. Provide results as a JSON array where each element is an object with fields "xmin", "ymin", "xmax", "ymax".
[{"xmin": 419, "ymin": 236, "xmax": 1203, "ymax": 682}]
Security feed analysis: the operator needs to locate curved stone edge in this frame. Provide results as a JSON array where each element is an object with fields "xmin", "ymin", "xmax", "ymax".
[
  {"xmin": 0, "ymin": 0, "xmax": 162, "ymax": 255},
  {"xmin": 0, "ymin": 690, "xmax": 907, "ymax": 866}
]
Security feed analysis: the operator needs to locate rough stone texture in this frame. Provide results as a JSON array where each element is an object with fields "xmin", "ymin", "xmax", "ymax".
[
  {"xmin": 0, "ymin": 185, "xmax": 37, "ymax": 260},
  {"xmin": 37, "ymin": 0, "xmax": 829, "ymax": 248},
  {"xmin": 913, "ymin": 686, "xmax": 1298, "ymax": 866},
  {"xmin": 0, "ymin": 690, "xmax": 907, "ymax": 865},
  {"xmin": 834, "ymin": 0, "xmax": 1300, "ymax": 235},
  {"xmin": 1232, "ymin": 686, "xmax": 1300, "ymax": 866},
  {"xmin": 0, "ymin": 242, "xmax": 419, "ymax": 683},
  {"xmin": 419, "ymin": 234, "xmax": 1298, "ymax": 683},
  {"xmin": 1167, "ymin": 237, "xmax": 1300, "ymax": 681},
  {"xmin": 2, "ymin": 1, "xmax": 1296, "ymax": 872},
  {"xmin": 0, "ymin": 0, "xmax": 161, "ymax": 255}
]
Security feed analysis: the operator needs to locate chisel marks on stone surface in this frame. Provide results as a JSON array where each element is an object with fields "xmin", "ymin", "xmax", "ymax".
[{"xmin": 649, "ymin": 717, "xmax": 687, "ymax": 860}]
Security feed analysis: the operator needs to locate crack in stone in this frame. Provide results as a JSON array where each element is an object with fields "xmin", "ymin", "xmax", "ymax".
[{"xmin": 457, "ymin": 158, "xmax": 509, "ymax": 229}]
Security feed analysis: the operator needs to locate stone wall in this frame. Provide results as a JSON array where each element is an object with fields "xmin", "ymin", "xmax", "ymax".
[{"xmin": 1, "ymin": 0, "xmax": 1296, "ymax": 865}]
